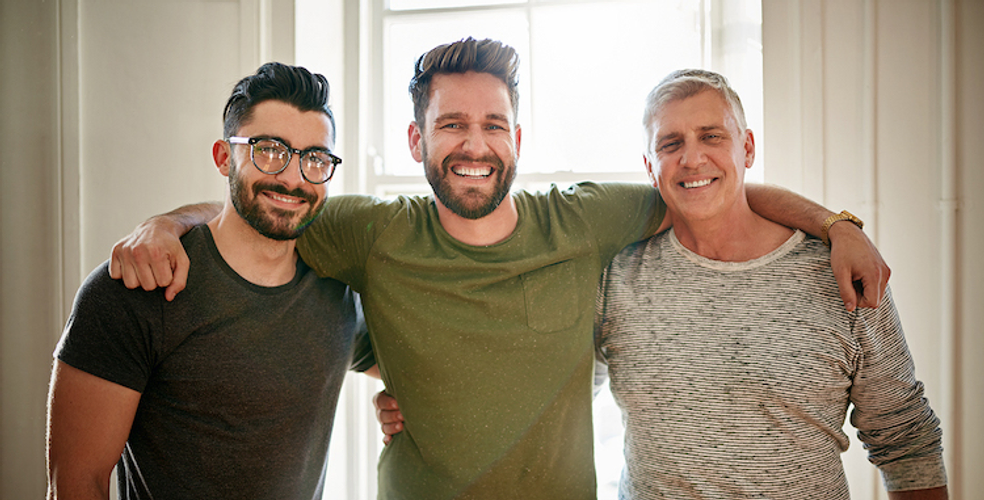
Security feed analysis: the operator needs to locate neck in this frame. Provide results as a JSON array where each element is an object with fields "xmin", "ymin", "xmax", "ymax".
[
  {"xmin": 207, "ymin": 204, "xmax": 299, "ymax": 286},
  {"xmin": 434, "ymin": 195, "xmax": 519, "ymax": 246},
  {"xmin": 672, "ymin": 204, "xmax": 794, "ymax": 262}
]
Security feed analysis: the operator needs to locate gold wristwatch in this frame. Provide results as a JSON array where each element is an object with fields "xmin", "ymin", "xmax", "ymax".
[{"xmin": 821, "ymin": 210, "xmax": 864, "ymax": 247}]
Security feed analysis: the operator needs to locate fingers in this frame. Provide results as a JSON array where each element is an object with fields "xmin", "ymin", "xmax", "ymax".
[
  {"xmin": 373, "ymin": 390, "xmax": 404, "ymax": 444},
  {"xmin": 111, "ymin": 235, "xmax": 172, "ymax": 290},
  {"xmin": 855, "ymin": 264, "xmax": 890, "ymax": 310},
  {"xmin": 109, "ymin": 240, "xmax": 125, "ymax": 279},
  {"xmin": 163, "ymin": 252, "xmax": 189, "ymax": 302},
  {"xmin": 373, "ymin": 390, "xmax": 399, "ymax": 410},
  {"xmin": 380, "ymin": 418, "xmax": 404, "ymax": 436},
  {"xmin": 109, "ymin": 218, "xmax": 193, "ymax": 300},
  {"xmin": 827, "ymin": 222, "xmax": 892, "ymax": 312},
  {"xmin": 833, "ymin": 266, "xmax": 858, "ymax": 313}
]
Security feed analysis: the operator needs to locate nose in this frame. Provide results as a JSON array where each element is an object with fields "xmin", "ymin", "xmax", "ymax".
[
  {"xmin": 679, "ymin": 142, "xmax": 706, "ymax": 169},
  {"xmin": 274, "ymin": 152, "xmax": 307, "ymax": 187},
  {"xmin": 460, "ymin": 126, "xmax": 492, "ymax": 157}
]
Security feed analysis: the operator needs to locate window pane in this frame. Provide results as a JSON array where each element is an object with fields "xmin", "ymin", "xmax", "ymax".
[
  {"xmin": 523, "ymin": 0, "xmax": 703, "ymax": 174},
  {"xmin": 389, "ymin": 0, "xmax": 524, "ymax": 11},
  {"xmin": 382, "ymin": 11, "xmax": 531, "ymax": 176}
]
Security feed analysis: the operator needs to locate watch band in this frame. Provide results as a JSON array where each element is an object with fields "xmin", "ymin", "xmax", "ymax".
[{"xmin": 821, "ymin": 210, "xmax": 864, "ymax": 247}]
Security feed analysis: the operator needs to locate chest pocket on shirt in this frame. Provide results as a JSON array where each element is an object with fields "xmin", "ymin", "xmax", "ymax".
[{"xmin": 521, "ymin": 260, "xmax": 580, "ymax": 333}]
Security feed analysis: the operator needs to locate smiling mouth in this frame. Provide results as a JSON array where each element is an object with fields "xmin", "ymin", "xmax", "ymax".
[
  {"xmin": 265, "ymin": 191, "xmax": 306, "ymax": 205},
  {"xmin": 452, "ymin": 165, "xmax": 493, "ymax": 179},
  {"xmin": 681, "ymin": 178, "xmax": 714, "ymax": 189}
]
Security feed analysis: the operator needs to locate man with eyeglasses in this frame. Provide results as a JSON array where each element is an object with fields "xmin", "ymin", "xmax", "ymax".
[
  {"xmin": 107, "ymin": 39, "xmax": 890, "ymax": 499},
  {"xmin": 46, "ymin": 63, "xmax": 372, "ymax": 500}
]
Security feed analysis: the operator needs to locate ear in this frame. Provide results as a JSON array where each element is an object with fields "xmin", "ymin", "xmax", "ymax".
[
  {"xmin": 514, "ymin": 124, "xmax": 522, "ymax": 158},
  {"xmin": 409, "ymin": 121, "xmax": 424, "ymax": 163},
  {"xmin": 743, "ymin": 129, "xmax": 756, "ymax": 169},
  {"xmin": 644, "ymin": 154, "xmax": 658, "ymax": 187},
  {"xmin": 213, "ymin": 140, "xmax": 232, "ymax": 177}
]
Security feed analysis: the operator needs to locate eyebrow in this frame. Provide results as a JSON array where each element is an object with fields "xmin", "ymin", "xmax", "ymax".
[
  {"xmin": 252, "ymin": 134, "xmax": 333, "ymax": 153},
  {"xmin": 656, "ymin": 125, "xmax": 727, "ymax": 144},
  {"xmin": 433, "ymin": 112, "xmax": 511, "ymax": 124}
]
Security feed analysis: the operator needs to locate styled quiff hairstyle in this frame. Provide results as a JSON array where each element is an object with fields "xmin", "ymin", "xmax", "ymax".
[
  {"xmin": 223, "ymin": 62, "xmax": 336, "ymax": 142},
  {"xmin": 643, "ymin": 69, "xmax": 746, "ymax": 158},
  {"xmin": 408, "ymin": 37, "xmax": 521, "ymax": 128}
]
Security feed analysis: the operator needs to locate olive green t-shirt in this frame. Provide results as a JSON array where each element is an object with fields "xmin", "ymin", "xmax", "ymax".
[{"xmin": 298, "ymin": 182, "xmax": 663, "ymax": 500}]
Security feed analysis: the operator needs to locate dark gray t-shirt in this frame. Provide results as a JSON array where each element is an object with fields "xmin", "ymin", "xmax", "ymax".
[{"xmin": 56, "ymin": 225, "xmax": 365, "ymax": 499}]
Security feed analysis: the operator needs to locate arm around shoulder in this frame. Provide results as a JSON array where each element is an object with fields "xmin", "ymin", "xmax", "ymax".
[
  {"xmin": 47, "ymin": 361, "xmax": 142, "ymax": 500},
  {"xmin": 109, "ymin": 202, "xmax": 221, "ymax": 301},
  {"xmin": 745, "ymin": 183, "xmax": 889, "ymax": 311}
]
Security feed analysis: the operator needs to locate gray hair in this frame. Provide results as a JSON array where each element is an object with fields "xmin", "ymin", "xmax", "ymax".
[{"xmin": 642, "ymin": 69, "xmax": 746, "ymax": 157}]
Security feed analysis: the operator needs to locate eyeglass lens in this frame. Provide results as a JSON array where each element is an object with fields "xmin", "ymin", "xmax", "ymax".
[{"xmin": 251, "ymin": 139, "xmax": 335, "ymax": 184}]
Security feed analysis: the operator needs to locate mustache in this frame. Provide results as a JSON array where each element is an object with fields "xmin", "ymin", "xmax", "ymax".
[
  {"xmin": 251, "ymin": 181, "xmax": 318, "ymax": 204},
  {"xmin": 441, "ymin": 152, "xmax": 504, "ymax": 171}
]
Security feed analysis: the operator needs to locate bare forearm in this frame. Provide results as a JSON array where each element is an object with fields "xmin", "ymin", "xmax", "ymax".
[
  {"xmin": 47, "ymin": 473, "xmax": 111, "ymax": 500},
  {"xmin": 746, "ymin": 183, "xmax": 833, "ymax": 237},
  {"xmin": 47, "ymin": 362, "xmax": 139, "ymax": 500},
  {"xmin": 155, "ymin": 202, "xmax": 223, "ymax": 236},
  {"xmin": 888, "ymin": 486, "xmax": 948, "ymax": 500}
]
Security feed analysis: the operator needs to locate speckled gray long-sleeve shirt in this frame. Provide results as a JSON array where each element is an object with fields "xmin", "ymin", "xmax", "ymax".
[{"xmin": 596, "ymin": 229, "xmax": 946, "ymax": 500}]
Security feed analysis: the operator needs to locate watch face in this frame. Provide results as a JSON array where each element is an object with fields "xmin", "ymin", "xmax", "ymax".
[{"xmin": 843, "ymin": 211, "xmax": 863, "ymax": 228}]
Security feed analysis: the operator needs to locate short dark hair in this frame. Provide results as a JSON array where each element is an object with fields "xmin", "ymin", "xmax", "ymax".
[
  {"xmin": 223, "ymin": 62, "xmax": 336, "ymax": 142},
  {"xmin": 408, "ymin": 37, "xmax": 520, "ymax": 127}
]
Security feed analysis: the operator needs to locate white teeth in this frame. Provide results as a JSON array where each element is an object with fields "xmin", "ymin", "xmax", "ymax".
[
  {"xmin": 453, "ymin": 166, "xmax": 492, "ymax": 177},
  {"xmin": 269, "ymin": 193, "xmax": 301, "ymax": 204},
  {"xmin": 683, "ymin": 179, "xmax": 713, "ymax": 189}
]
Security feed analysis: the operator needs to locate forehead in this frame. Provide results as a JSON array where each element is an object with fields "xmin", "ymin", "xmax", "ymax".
[
  {"xmin": 654, "ymin": 90, "xmax": 737, "ymax": 132},
  {"xmin": 238, "ymin": 100, "xmax": 334, "ymax": 149},
  {"xmin": 426, "ymin": 71, "xmax": 514, "ymax": 122}
]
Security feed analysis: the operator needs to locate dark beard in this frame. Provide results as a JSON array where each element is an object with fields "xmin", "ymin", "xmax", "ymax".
[
  {"xmin": 229, "ymin": 159, "xmax": 326, "ymax": 240},
  {"xmin": 424, "ymin": 150, "xmax": 516, "ymax": 220}
]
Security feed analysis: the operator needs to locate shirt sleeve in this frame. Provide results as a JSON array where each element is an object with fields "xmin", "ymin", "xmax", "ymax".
[
  {"xmin": 564, "ymin": 182, "xmax": 666, "ymax": 265},
  {"xmin": 848, "ymin": 286, "xmax": 947, "ymax": 491},
  {"xmin": 348, "ymin": 292, "xmax": 377, "ymax": 372},
  {"xmin": 54, "ymin": 262, "xmax": 162, "ymax": 393},
  {"xmin": 297, "ymin": 194, "xmax": 397, "ymax": 291}
]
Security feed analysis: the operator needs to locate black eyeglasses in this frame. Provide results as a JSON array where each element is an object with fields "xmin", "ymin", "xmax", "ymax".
[{"xmin": 227, "ymin": 136, "xmax": 341, "ymax": 184}]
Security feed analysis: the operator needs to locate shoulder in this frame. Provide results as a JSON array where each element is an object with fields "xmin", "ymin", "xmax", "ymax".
[
  {"xmin": 306, "ymin": 194, "xmax": 434, "ymax": 237},
  {"xmin": 609, "ymin": 233, "xmax": 668, "ymax": 273},
  {"xmin": 520, "ymin": 182, "xmax": 654, "ymax": 204},
  {"xmin": 73, "ymin": 261, "xmax": 165, "ymax": 315},
  {"xmin": 324, "ymin": 194, "xmax": 430, "ymax": 217},
  {"xmin": 780, "ymin": 233, "xmax": 837, "ymax": 279},
  {"xmin": 515, "ymin": 182, "xmax": 657, "ymax": 222}
]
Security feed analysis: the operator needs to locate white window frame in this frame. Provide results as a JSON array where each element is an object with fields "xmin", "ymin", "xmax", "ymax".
[{"xmin": 357, "ymin": 0, "xmax": 764, "ymax": 200}]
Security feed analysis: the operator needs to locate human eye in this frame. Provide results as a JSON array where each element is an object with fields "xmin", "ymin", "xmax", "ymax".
[
  {"xmin": 254, "ymin": 140, "xmax": 285, "ymax": 157},
  {"xmin": 703, "ymin": 131, "xmax": 726, "ymax": 143},
  {"xmin": 304, "ymin": 152, "xmax": 329, "ymax": 167},
  {"xmin": 658, "ymin": 140, "xmax": 681, "ymax": 153}
]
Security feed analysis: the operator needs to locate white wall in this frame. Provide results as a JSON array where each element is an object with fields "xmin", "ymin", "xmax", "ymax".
[
  {"xmin": 1, "ymin": 1, "xmax": 63, "ymax": 496},
  {"xmin": 764, "ymin": 1, "xmax": 983, "ymax": 498},
  {"xmin": 1, "ymin": 0, "xmax": 980, "ymax": 498},
  {"xmin": 0, "ymin": 0, "xmax": 294, "ymax": 497}
]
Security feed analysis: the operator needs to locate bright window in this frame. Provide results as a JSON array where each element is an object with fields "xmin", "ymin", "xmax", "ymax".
[{"xmin": 369, "ymin": 0, "xmax": 764, "ymax": 197}]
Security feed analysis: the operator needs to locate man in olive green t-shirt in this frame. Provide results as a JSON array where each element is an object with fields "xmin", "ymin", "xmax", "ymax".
[{"xmin": 110, "ymin": 38, "xmax": 890, "ymax": 499}]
